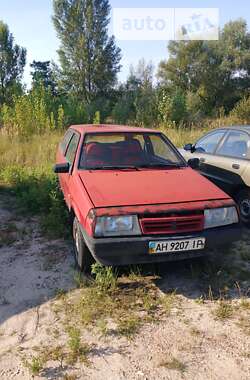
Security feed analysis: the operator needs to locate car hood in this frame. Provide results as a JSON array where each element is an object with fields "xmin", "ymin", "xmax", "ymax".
[{"xmin": 78, "ymin": 167, "xmax": 230, "ymax": 208}]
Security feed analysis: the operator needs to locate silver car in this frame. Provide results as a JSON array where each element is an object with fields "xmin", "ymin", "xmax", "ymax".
[{"xmin": 180, "ymin": 126, "xmax": 250, "ymax": 224}]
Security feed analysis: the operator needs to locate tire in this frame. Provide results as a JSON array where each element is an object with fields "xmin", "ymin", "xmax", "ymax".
[
  {"xmin": 72, "ymin": 217, "xmax": 94, "ymax": 273},
  {"xmin": 236, "ymin": 189, "xmax": 250, "ymax": 225}
]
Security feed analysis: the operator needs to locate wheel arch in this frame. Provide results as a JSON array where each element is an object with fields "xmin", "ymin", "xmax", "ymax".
[
  {"xmin": 232, "ymin": 184, "xmax": 250, "ymax": 199},
  {"xmin": 69, "ymin": 202, "xmax": 86, "ymax": 229}
]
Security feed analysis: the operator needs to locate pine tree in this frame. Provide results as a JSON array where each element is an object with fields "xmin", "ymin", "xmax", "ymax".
[
  {"xmin": 0, "ymin": 21, "xmax": 26, "ymax": 105},
  {"xmin": 53, "ymin": 0, "xmax": 121, "ymax": 103}
]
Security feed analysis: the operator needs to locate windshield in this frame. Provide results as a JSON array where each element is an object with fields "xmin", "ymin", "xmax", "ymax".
[{"xmin": 79, "ymin": 132, "xmax": 186, "ymax": 170}]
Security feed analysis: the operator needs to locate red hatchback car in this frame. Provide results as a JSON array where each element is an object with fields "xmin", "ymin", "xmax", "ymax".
[{"xmin": 54, "ymin": 124, "xmax": 241, "ymax": 272}]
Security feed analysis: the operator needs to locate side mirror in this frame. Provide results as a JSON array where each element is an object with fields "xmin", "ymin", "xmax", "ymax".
[
  {"xmin": 188, "ymin": 158, "xmax": 200, "ymax": 170},
  {"xmin": 54, "ymin": 162, "xmax": 70, "ymax": 174},
  {"xmin": 184, "ymin": 143, "xmax": 194, "ymax": 152}
]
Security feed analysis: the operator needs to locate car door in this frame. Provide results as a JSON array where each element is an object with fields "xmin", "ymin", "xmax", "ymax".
[
  {"xmin": 62, "ymin": 131, "xmax": 81, "ymax": 208},
  {"xmin": 57, "ymin": 129, "xmax": 74, "ymax": 195},
  {"xmin": 210, "ymin": 130, "xmax": 250, "ymax": 194},
  {"xmin": 190, "ymin": 130, "xmax": 227, "ymax": 182}
]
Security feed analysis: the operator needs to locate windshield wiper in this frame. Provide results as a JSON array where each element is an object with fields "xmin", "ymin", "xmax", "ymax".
[
  {"xmin": 139, "ymin": 162, "xmax": 185, "ymax": 169},
  {"xmin": 86, "ymin": 165, "xmax": 140, "ymax": 171}
]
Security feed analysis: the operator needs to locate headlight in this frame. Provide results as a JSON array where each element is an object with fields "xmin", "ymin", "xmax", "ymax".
[
  {"xmin": 94, "ymin": 215, "xmax": 141, "ymax": 237},
  {"xmin": 204, "ymin": 207, "xmax": 239, "ymax": 229}
]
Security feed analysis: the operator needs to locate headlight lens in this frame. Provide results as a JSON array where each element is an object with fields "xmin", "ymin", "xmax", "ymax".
[
  {"xmin": 94, "ymin": 215, "xmax": 141, "ymax": 237},
  {"xmin": 204, "ymin": 207, "xmax": 239, "ymax": 229}
]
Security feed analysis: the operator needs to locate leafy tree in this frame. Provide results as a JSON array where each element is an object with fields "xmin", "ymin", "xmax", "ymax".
[
  {"xmin": 185, "ymin": 91, "xmax": 204, "ymax": 123},
  {"xmin": 158, "ymin": 19, "xmax": 250, "ymax": 114},
  {"xmin": 53, "ymin": 0, "xmax": 121, "ymax": 103},
  {"xmin": 30, "ymin": 61, "xmax": 57, "ymax": 94},
  {"xmin": 132, "ymin": 60, "xmax": 158, "ymax": 127},
  {"xmin": 85, "ymin": 96, "xmax": 111, "ymax": 122},
  {"xmin": 158, "ymin": 89, "xmax": 187, "ymax": 126},
  {"xmin": 0, "ymin": 21, "xmax": 26, "ymax": 105},
  {"xmin": 112, "ymin": 60, "xmax": 158, "ymax": 127},
  {"xmin": 112, "ymin": 93, "xmax": 135, "ymax": 124},
  {"xmin": 112, "ymin": 68, "xmax": 140, "ymax": 124}
]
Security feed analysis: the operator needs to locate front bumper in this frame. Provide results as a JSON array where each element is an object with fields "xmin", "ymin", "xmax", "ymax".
[{"xmin": 80, "ymin": 224, "xmax": 242, "ymax": 266}]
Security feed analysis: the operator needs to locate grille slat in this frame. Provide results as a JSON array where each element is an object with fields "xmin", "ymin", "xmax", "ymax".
[{"xmin": 140, "ymin": 214, "xmax": 204, "ymax": 235}]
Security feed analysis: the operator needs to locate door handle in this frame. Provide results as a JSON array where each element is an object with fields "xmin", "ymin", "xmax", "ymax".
[
  {"xmin": 200, "ymin": 158, "xmax": 206, "ymax": 163},
  {"xmin": 232, "ymin": 163, "xmax": 240, "ymax": 170}
]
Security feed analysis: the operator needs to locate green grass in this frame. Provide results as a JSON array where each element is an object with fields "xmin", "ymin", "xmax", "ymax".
[
  {"xmin": 91, "ymin": 263, "xmax": 118, "ymax": 292},
  {"xmin": 159, "ymin": 357, "xmax": 187, "ymax": 373},
  {"xmin": 66, "ymin": 327, "xmax": 91, "ymax": 365},
  {"xmin": 213, "ymin": 301, "xmax": 234, "ymax": 320},
  {"xmin": 23, "ymin": 355, "xmax": 45, "ymax": 377},
  {"xmin": 240, "ymin": 298, "xmax": 250, "ymax": 310},
  {"xmin": 116, "ymin": 315, "xmax": 141, "ymax": 338},
  {"xmin": 0, "ymin": 131, "xmax": 69, "ymax": 238},
  {"xmin": 53, "ymin": 266, "xmax": 176, "ymax": 340}
]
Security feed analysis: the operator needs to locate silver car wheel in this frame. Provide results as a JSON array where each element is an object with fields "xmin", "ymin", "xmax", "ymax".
[{"xmin": 240, "ymin": 199, "xmax": 250, "ymax": 217}]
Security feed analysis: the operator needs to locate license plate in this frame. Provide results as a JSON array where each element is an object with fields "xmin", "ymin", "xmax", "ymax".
[{"xmin": 149, "ymin": 238, "xmax": 206, "ymax": 254}]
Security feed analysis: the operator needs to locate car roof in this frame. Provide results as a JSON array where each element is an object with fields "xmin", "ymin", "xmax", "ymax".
[
  {"xmin": 69, "ymin": 124, "xmax": 160, "ymax": 134},
  {"xmin": 212, "ymin": 125, "xmax": 250, "ymax": 134}
]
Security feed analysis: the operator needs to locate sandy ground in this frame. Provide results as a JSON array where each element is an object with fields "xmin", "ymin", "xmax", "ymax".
[{"xmin": 0, "ymin": 193, "xmax": 249, "ymax": 380}]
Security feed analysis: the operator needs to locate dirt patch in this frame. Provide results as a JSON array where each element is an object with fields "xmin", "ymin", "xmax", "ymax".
[{"xmin": 0, "ymin": 193, "xmax": 249, "ymax": 380}]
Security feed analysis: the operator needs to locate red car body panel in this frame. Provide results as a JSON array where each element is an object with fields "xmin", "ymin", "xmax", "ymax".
[
  {"xmin": 78, "ymin": 168, "xmax": 230, "ymax": 208},
  {"xmin": 91, "ymin": 199, "xmax": 235, "ymax": 217}
]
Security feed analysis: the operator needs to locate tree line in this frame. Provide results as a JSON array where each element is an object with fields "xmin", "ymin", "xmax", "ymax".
[{"xmin": 0, "ymin": 0, "xmax": 249, "ymax": 136}]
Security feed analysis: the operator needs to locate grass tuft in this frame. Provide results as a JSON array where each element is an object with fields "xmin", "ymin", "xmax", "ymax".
[
  {"xmin": 23, "ymin": 355, "xmax": 45, "ymax": 377},
  {"xmin": 213, "ymin": 301, "xmax": 234, "ymax": 320},
  {"xmin": 159, "ymin": 357, "xmax": 187, "ymax": 373},
  {"xmin": 117, "ymin": 316, "xmax": 141, "ymax": 338},
  {"xmin": 66, "ymin": 327, "xmax": 91, "ymax": 364},
  {"xmin": 91, "ymin": 263, "xmax": 118, "ymax": 293}
]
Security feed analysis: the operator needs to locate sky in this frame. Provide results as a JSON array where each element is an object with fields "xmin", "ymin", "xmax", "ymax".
[{"xmin": 1, "ymin": 0, "xmax": 250, "ymax": 87}]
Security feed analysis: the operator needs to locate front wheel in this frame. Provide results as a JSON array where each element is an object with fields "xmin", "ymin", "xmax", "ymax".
[
  {"xmin": 73, "ymin": 217, "xmax": 94, "ymax": 273},
  {"xmin": 236, "ymin": 189, "xmax": 250, "ymax": 225}
]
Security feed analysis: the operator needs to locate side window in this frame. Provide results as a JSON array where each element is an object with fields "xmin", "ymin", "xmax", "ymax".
[
  {"xmin": 217, "ymin": 131, "xmax": 249, "ymax": 159},
  {"xmin": 65, "ymin": 133, "xmax": 80, "ymax": 165},
  {"xmin": 195, "ymin": 131, "xmax": 225, "ymax": 154},
  {"xmin": 60, "ymin": 130, "xmax": 73, "ymax": 154},
  {"xmin": 149, "ymin": 135, "xmax": 180, "ymax": 163}
]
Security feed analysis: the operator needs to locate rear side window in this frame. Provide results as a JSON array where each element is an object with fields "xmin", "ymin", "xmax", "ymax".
[
  {"xmin": 195, "ymin": 131, "xmax": 225, "ymax": 154},
  {"xmin": 60, "ymin": 130, "xmax": 73, "ymax": 154},
  {"xmin": 217, "ymin": 131, "xmax": 249, "ymax": 159},
  {"xmin": 65, "ymin": 133, "xmax": 80, "ymax": 165}
]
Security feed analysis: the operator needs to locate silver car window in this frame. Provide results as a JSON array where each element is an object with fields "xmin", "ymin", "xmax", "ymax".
[
  {"xmin": 217, "ymin": 131, "xmax": 249, "ymax": 159},
  {"xmin": 195, "ymin": 131, "xmax": 225, "ymax": 154}
]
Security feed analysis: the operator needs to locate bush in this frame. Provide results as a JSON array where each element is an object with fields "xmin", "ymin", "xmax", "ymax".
[
  {"xmin": 0, "ymin": 165, "xmax": 68, "ymax": 238},
  {"xmin": 93, "ymin": 111, "xmax": 100, "ymax": 124},
  {"xmin": 1, "ymin": 85, "xmax": 65, "ymax": 136},
  {"xmin": 230, "ymin": 96, "xmax": 250, "ymax": 123}
]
